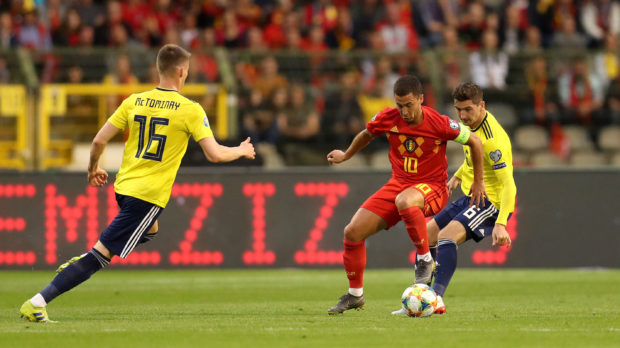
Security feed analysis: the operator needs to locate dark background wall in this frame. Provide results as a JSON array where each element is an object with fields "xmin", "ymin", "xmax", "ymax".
[{"xmin": 0, "ymin": 169, "xmax": 618, "ymax": 269}]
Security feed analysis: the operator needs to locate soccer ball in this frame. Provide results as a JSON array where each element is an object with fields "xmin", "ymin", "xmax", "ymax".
[{"xmin": 400, "ymin": 284, "xmax": 438, "ymax": 317}]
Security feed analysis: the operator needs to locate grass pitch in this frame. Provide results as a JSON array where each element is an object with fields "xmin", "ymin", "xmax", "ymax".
[{"xmin": 1, "ymin": 269, "xmax": 618, "ymax": 347}]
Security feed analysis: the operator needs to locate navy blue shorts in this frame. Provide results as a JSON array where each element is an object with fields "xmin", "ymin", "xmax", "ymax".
[
  {"xmin": 99, "ymin": 193, "xmax": 163, "ymax": 258},
  {"xmin": 434, "ymin": 196, "xmax": 510, "ymax": 242}
]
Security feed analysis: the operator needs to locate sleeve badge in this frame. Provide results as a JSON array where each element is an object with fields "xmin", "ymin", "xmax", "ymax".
[{"xmin": 489, "ymin": 149, "xmax": 502, "ymax": 162}]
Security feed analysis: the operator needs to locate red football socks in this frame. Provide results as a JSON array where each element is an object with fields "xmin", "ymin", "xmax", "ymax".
[
  {"xmin": 398, "ymin": 206, "xmax": 430, "ymax": 254},
  {"xmin": 343, "ymin": 239, "xmax": 366, "ymax": 288}
]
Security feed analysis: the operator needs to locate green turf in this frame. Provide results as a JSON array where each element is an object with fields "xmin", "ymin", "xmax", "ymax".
[{"xmin": 1, "ymin": 269, "xmax": 618, "ymax": 347}]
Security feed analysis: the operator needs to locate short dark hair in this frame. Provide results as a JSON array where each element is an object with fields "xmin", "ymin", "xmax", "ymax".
[
  {"xmin": 452, "ymin": 82, "xmax": 483, "ymax": 104},
  {"xmin": 156, "ymin": 44, "xmax": 191, "ymax": 77},
  {"xmin": 393, "ymin": 75, "xmax": 423, "ymax": 97}
]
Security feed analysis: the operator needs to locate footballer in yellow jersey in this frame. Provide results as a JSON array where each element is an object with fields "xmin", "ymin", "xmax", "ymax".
[
  {"xmin": 108, "ymin": 87, "xmax": 213, "ymax": 208},
  {"xmin": 426, "ymin": 83, "xmax": 516, "ymax": 315},
  {"xmin": 20, "ymin": 44, "xmax": 255, "ymax": 323}
]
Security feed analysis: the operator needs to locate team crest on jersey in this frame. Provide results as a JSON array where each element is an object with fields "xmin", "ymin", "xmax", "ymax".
[
  {"xmin": 489, "ymin": 149, "xmax": 502, "ymax": 162},
  {"xmin": 404, "ymin": 138, "xmax": 417, "ymax": 153},
  {"xmin": 203, "ymin": 116, "xmax": 210, "ymax": 128},
  {"xmin": 449, "ymin": 119, "xmax": 460, "ymax": 130}
]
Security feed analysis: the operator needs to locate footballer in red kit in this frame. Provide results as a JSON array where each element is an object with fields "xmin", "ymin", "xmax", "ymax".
[
  {"xmin": 326, "ymin": 75, "xmax": 486, "ymax": 315},
  {"xmin": 362, "ymin": 105, "xmax": 465, "ymax": 226}
]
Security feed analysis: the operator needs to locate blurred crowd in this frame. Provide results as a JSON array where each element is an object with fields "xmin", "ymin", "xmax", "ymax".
[{"xmin": 1, "ymin": 0, "xmax": 620, "ymax": 167}]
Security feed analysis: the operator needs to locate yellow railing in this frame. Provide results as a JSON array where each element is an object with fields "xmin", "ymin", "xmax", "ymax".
[
  {"xmin": 0, "ymin": 85, "xmax": 28, "ymax": 170},
  {"xmin": 38, "ymin": 83, "xmax": 226, "ymax": 170}
]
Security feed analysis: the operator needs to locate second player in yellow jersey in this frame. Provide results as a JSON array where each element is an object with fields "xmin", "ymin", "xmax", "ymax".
[{"xmin": 393, "ymin": 82, "xmax": 516, "ymax": 317}]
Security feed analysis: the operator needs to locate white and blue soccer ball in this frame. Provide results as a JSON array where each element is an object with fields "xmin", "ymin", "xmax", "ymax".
[{"xmin": 400, "ymin": 284, "xmax": 438, "ymax": 317}]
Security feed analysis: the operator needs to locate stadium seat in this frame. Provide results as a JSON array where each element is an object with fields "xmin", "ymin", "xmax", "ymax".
[
  {"xmin": 569, "ymin": 150, "xmax": 607, "ymax": 168},
  {"xmin": 255, "ymin": 143, "xmax": 285, "ymax": 169},
  {"xmin": 447, "ymin": 150, "xmax": 465, "ymax": 170},
  {"xmin": 514, "ymin": 125, "xmax": 549, "ymax": 153},
  {"xmin": 65, "ymin": 142, "xmax": 90, "ymax": 171},
  {"xmin": 610, "ymin": 152, "xmax": 620, "ymax": 167},
  {"xmin": 331, "ymin": 153, "xmax": 368, "ymax": 170},
  {"xmin": 529, "ymin": 150, "xmax": 566, "ymax": 168},
  {"xmin": 511, "ymin": 150, "xmax": 528, "ymax": 167},
  {"xmin": 487, "ymin": 103, "xmax": 518, "ymax": 132},
  {"xmin": 598, "ymin": 126, "xmax": 620, "ymax": 152},
  {"xmin": 446, "ymin": 138, "xmax": 462, "ymax": 155},
  {"xmin": 369, "ymin": 150, "xmax": 391, "ymax": 169},
  {"xmin": 562, "ymin": 125, "xmax": 594, "ymax": 152}
]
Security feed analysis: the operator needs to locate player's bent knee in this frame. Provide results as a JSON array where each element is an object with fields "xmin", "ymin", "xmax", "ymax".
[
  {"xmin": 394, "ymin": 189, "xmax": 424, "ymax": 210},
  {"xmin": 438, "ymin": 221, "xmax": 467, "ymax": 245},
  {"xmin": 343, "ymin": 223, "xmax": 366, "ymax": 242},
  {"xmin": 427, "ymin": 219, "xmax": 440, "ymax": 246},
  {"xmin": 94, "ymin": 240, "xmax": 114, "ymax": 259}
]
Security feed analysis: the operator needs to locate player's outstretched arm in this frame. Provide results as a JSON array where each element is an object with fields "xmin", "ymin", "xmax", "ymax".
[
  {"xmin": 88, "ymin": 121, "xmax": 122, "ymax": 187},
  {"xmin": 198, "ymin": 136, "xmax": 256, "ymax": 163},
  {"xmin": 464, "ymin": 133, "xmax": 487, "ymax": 207},
  {"xmin": 327, "ymin": 129, "xmax": 374, "ymax": 164}
]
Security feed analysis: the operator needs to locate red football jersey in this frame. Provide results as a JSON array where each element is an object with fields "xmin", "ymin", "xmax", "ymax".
[{"xmin": 366, "ymin": 106, "xmax": 462, "ymax": 185}]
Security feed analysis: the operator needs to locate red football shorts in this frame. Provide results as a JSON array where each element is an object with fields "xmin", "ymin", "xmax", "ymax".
[{"xmin": 360, "ymin": 177, "xmax": 449, "ymax": 229}]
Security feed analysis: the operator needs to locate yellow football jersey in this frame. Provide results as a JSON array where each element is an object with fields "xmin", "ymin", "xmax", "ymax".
[
  {"xmin": 454, "ymin": 111, "xmax": 517, "ymax": 225},
  {"xmin": 107, "ymin": 88, "xmax": 214, "ymax": 207}
]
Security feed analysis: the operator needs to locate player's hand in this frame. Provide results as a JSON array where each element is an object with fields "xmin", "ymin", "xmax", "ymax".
[
  {"xmin": 239, "ymin": 137, "xmax": 256, "ymax": 159},
  {"xmin": 327, "ymin": 150, "xmax": 347, "ymax": 164},
  {"xmin": 88, "ymin": 167, "xmax": 108, "ymax": 187},
  {"xmin": 468, "ymin": 180, "xmax": 487, "ymax": 208},
  {"xmin": 447, "ymin": 176, "xmax": 461, "ymax": 196},
  {"xmin": 492, "ymin": 223, "xmax": 511, "ymax": 247}
]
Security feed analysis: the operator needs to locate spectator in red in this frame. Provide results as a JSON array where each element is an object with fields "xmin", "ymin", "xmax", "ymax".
[
  {"xmin": 303, "ymin": 0, "xmax": 340, "ymax": 31},
  {"xmin": 235, "ymin": 0, "xmax": 262, "ymax": 28},
  {"xmin": 121, "ymin": 0, "xmax": 149, "ymax": 34},
  {"xmin": 558, "ymin": 57, "xmax": 605, "ymax": 128},
  {"xmin": 263, "ymin": 3, "xmax": 297, "ymax": 49},
  {"xmin": 458, "ymin": 2, "xmax": 487, "ymax": 51},
  {"xmin": 375, "ymin": 1, "xmax": 419, "ymax": 53},
  {"xmin": 152, "ymin": 0, "xmax": 180, "ymax": 35},
  {"xmin": 302, "ymin": 25, "xmax": 328, "ymax": 85},
  {"xmin": 52, "ymin": 8, "xmax": 82, "ymax": 46}
]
